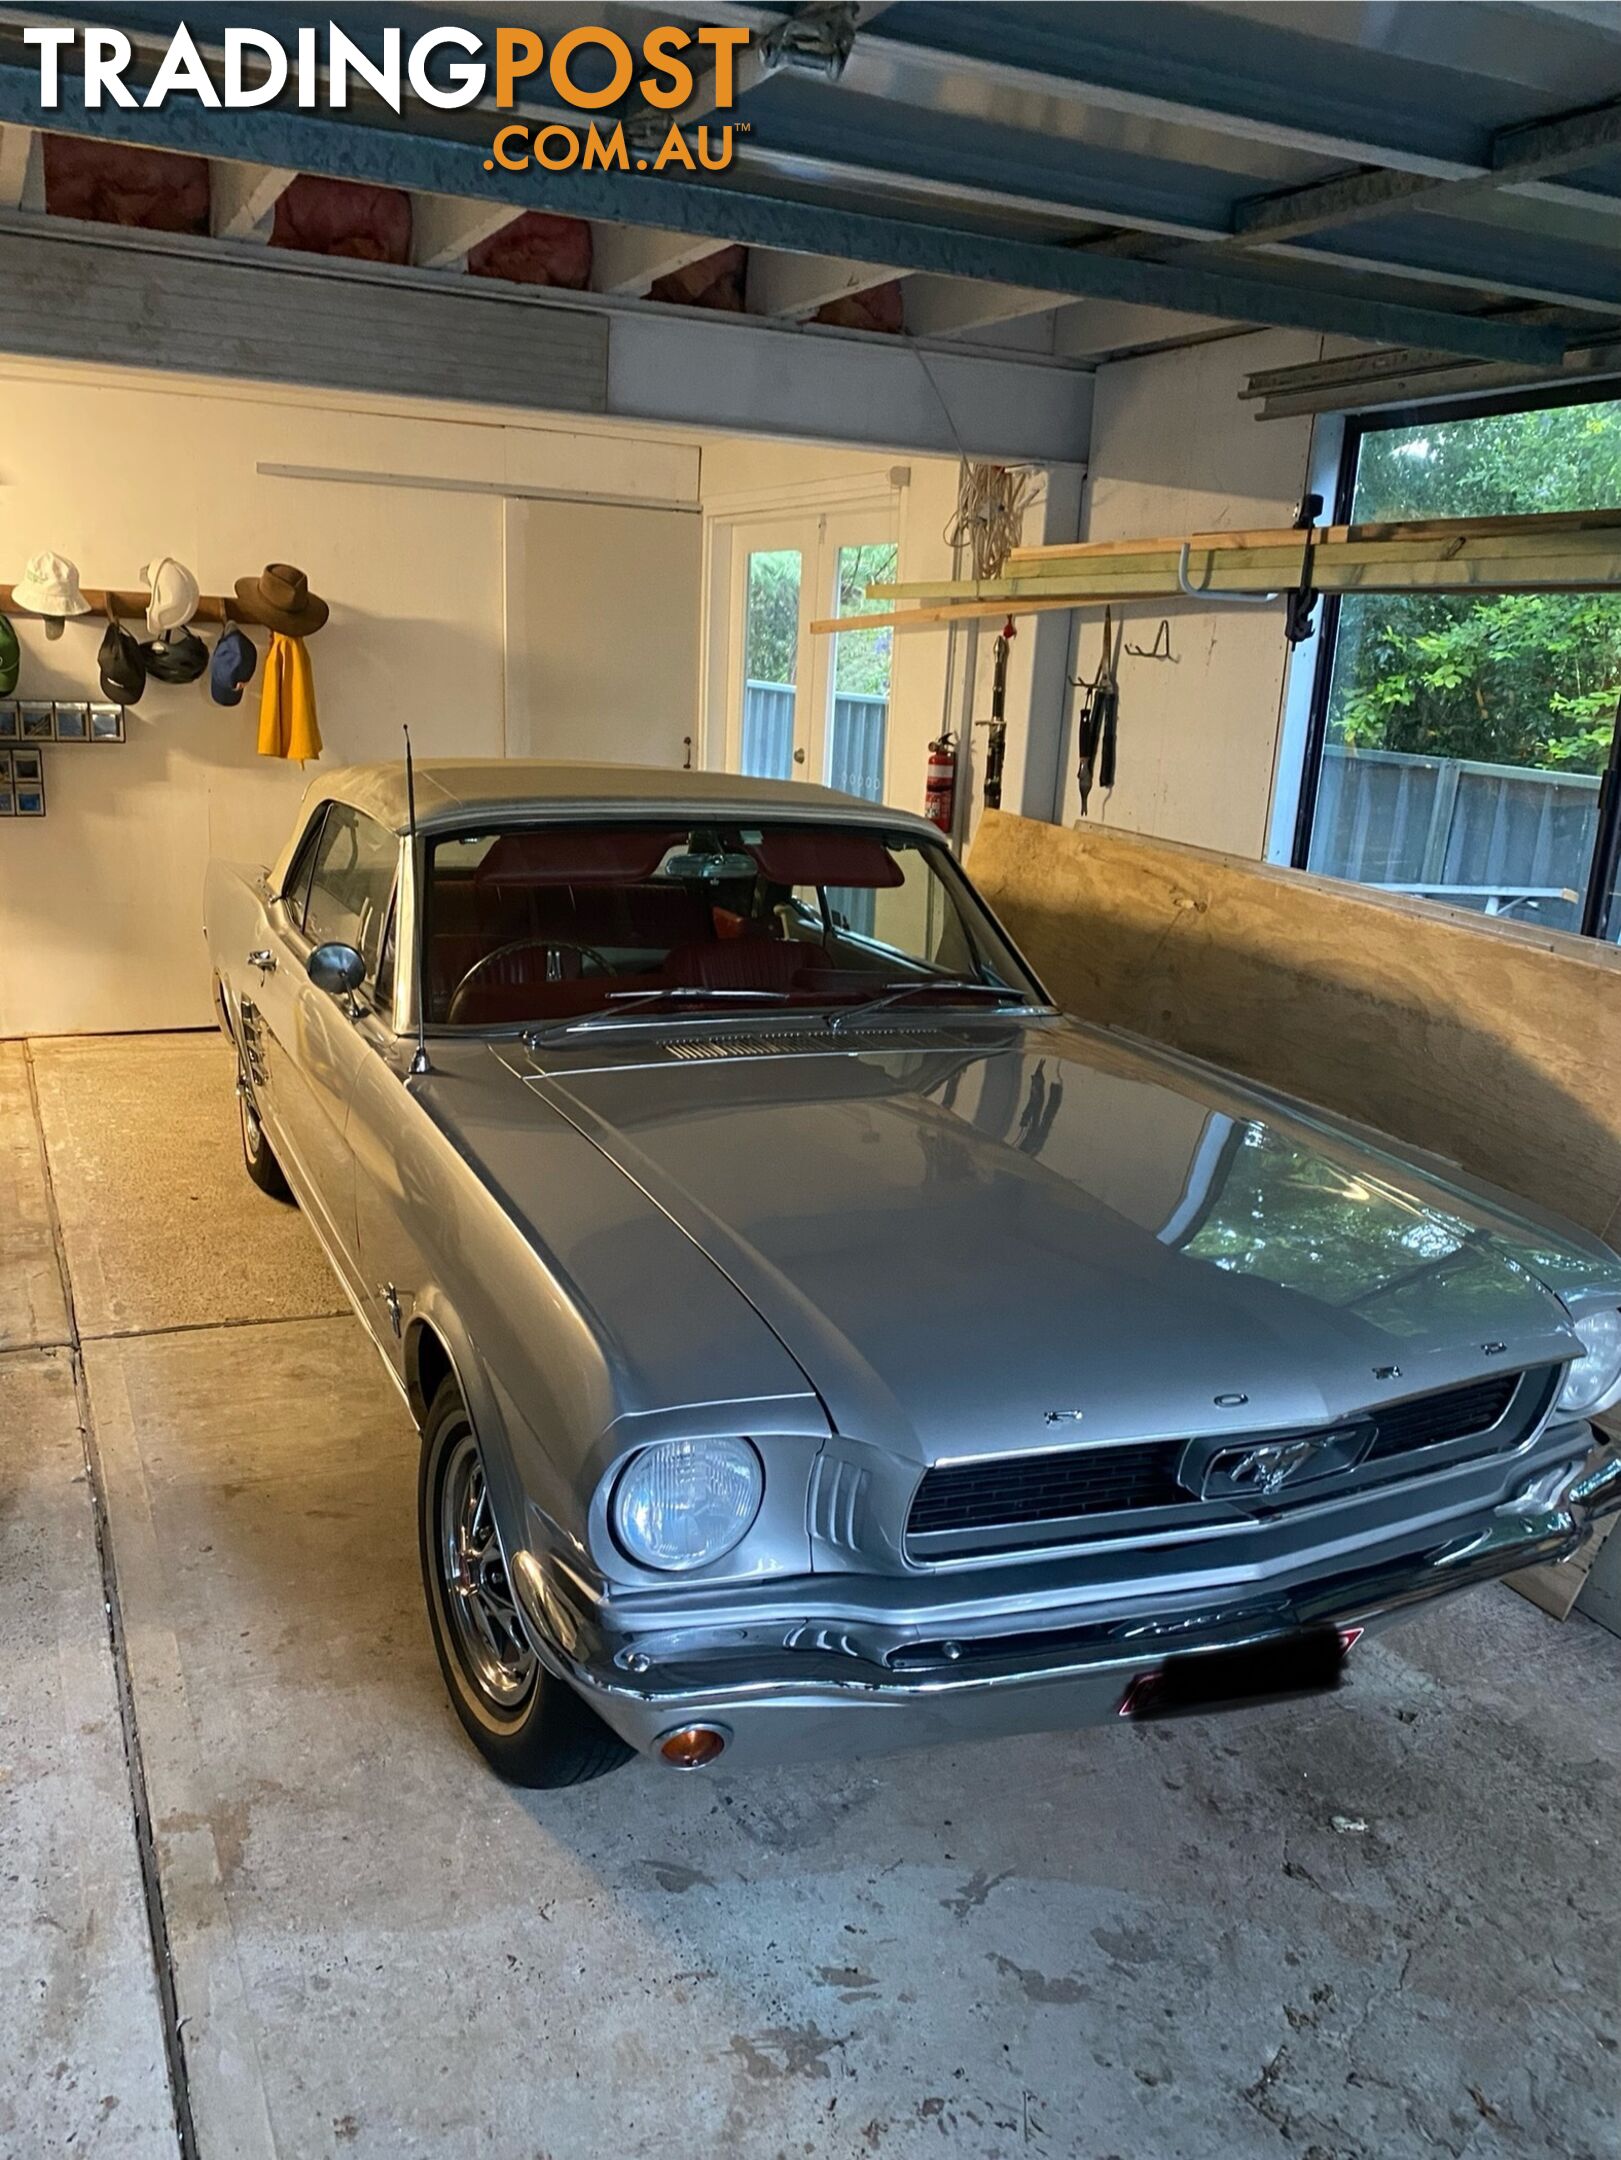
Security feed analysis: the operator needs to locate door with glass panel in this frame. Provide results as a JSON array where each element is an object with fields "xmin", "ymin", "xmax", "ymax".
[{"xmin": 727, "ymin": 509, "xmax": 898, "ymax": 804}]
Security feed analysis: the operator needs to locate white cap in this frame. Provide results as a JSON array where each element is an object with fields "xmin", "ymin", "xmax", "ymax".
[
  {"xmin": 141, "ymin": 556, "xmax": 201, "ymax": 637},
  {"xmin": 12, "ymin": 550, "xmax": 91, "ymax": 620}
]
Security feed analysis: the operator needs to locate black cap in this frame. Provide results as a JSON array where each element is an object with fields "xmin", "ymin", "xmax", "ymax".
[
  {"xmin": 140, "ymin": 628, "xmax": 209, "ymax": 685},
  {"xmin": 99, "ymin": 617, "xmax": 146, "ymax": 704}
]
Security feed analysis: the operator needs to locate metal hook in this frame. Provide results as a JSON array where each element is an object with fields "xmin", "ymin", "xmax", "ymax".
[
  {"xmin": 1123, "ymin": 619, "xmax": 1173, "ymax": 661},
  {"xmin": 1176, "ymin": 541, "xmax": 1277, "ymax": 607}
]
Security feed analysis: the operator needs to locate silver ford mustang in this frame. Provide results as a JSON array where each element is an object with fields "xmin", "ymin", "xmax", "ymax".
[{"xmin": 205, "ymin": 760, "xmax": 1621, "ymax": 1786}]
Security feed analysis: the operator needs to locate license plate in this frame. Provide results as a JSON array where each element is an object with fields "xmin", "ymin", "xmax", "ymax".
[{"xmin": 1118, "ymin": 1628, "xmax": 1348, "ymax": 1721}]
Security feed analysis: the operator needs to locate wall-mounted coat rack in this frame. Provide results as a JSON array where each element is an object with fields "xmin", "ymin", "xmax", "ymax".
[{"xmin": 0, "ymin": 584, "xmax": 249, "ymax": 623}]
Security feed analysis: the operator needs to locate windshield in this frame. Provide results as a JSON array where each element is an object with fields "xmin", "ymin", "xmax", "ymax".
[{"xmin": 422, "ymin": 818, "xmax": 1044, "ymax": 1031}]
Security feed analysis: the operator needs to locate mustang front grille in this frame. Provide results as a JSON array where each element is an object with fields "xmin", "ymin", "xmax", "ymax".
[{"xmin": 906, "ymin": 1366, "xmax": 1557, "ymax": 1559}]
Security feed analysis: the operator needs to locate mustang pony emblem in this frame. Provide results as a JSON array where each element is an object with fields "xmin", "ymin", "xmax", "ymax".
[{"xmin": 1214, "ymin": 1438, "xmax": 1328, "ymax": 1496}]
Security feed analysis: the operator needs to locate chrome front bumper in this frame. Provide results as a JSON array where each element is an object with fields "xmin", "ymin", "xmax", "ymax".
[{"xmin": 510, "ymin": 1441, "xmax": 1621, "ymax": 1770}]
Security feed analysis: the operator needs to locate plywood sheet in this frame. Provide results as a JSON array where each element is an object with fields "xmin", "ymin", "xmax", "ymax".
[{"xmin": 970, "ymin": 812, "xmax": 1621, "ymax": 1243}]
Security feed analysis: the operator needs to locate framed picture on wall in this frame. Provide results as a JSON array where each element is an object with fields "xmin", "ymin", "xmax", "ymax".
[
  {"xmin": 0, "ymin": 703, "xmax": 17, "ymax": 741},
  {"xmin": 12, "ymin": 746, "xmax": 43, "ymax": 784},
  {"xmin": 19, "ymin": 701, "xmax": 54, "ymax": 741},
  {"xmin": 16, "ymin": 785, "xmax": 45, "ymax": 816},
  {"xmin": 0, "ymin": 783, "xmax": 13, "ymax": 816},
  {"xmin": 89, "ymin": 704, "xmax": 125, "ymax": 742},
  {"xmin": 53, "ymin": 701, "xmax": 89, "ymax": 741}
]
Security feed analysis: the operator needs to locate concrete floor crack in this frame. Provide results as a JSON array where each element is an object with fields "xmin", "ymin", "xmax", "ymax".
[{"xmin": 24, "ymin": 1041, "xmax": 201, "ymax": 2160}]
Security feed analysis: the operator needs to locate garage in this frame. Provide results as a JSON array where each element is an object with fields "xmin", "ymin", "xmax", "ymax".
[{"xmin": 2, "ymin": 7, "xmax": 1620, "ymax": 2156}]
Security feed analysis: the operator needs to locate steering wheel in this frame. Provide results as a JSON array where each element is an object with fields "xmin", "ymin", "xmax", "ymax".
[{"xmin": 447, "ymin": 937, "xmax": 613, "ymax": 1023}]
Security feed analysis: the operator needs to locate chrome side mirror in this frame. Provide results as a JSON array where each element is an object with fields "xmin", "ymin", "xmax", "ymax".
[{"xmin": 308, "ymin": 942, "xmax": 365, "ymax": 1001}]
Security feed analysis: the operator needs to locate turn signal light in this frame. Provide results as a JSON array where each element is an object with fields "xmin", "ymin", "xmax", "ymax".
[{"xmin": 658, "ymin": 1724, "xmax": 729, "ymax": 1769}]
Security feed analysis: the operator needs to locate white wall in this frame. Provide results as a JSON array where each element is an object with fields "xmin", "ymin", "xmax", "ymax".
[
  {"xmin": 1059, "ymin": 332, "xmax": 1326, "ymax": 855},
  {"xmin": 0, "ymin": 361, "xmax": 702, "ymax": 1036},
  {"xmin": 503, "ymin": 498, "xmax": 701, "ymax": 767}
]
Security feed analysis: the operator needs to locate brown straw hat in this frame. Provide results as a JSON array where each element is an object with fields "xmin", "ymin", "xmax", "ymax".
[{"xmin": 232, "ymin": 563, "xmax": 330, "ymax": 635}]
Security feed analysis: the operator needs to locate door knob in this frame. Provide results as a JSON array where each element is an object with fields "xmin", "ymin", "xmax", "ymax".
[
  {"xmin": 793, "ymin": 747, "xmax": 806, "ymax": 765},
  {"xmin": 248, "ymin": 949, "xmax": 276, "ymax": 973}
]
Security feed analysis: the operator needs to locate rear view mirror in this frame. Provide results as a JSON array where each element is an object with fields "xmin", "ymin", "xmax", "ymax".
[
  {"xmin": 308, "ymin": 942, "xmax": 365, "ymax": 997},
  {"xmin": 664, "ymin": 850, "xmax": 758, "ymax": 883}
]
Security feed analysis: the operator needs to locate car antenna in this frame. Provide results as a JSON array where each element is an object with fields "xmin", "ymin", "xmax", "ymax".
[{"xmin": 403, "ymin": 725, "xmax": 431, "ymax": 1079}]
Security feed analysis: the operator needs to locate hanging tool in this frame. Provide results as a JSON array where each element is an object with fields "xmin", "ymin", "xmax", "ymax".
[
  {"xmin": 1284, "ymin": 493, "xmax": 1324, "ymax": 646},
  {"xmin": 978, "ymin": 616, "xmax": 1016, "ymax": 811},
  {"xmin": 1073, "ymin": 608, "xmax": 1122, "ymax": 816}
]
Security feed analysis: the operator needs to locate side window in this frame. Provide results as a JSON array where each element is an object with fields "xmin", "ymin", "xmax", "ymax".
[
  {"xmin": 304, "ymin": 806, "xmax": 398, "ymax": 987},
  {"xmin": 280, "ymin": 807, "xmax": 329, "ymax": 930}
]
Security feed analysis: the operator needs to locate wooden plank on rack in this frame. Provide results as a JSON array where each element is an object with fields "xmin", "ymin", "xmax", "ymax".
[
  {"xmin": 1008, "ymin": 505, "xmax": 1621, "ymax": 565},
  {"xmin": 810, "ymin": 593, "xmax": 1136, "ymax": 635}
]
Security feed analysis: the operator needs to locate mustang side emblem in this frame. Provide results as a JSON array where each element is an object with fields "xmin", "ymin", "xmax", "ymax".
[{"xmin": 1043, "ymin": 1409, "xmax": 1085, "ymax": 1426}]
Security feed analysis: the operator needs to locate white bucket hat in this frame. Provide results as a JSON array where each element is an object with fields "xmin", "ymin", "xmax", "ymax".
[
  {"xmin": 13, "ymin": 550, "xmax": 90, "ymax": 640},
  {"xmin": 142, "ymin": 555, "xmax": 200, "ymax": 637}
]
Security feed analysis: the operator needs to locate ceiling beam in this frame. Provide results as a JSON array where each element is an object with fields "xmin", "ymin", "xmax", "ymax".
[
  {"xmin": 846, "ymin": 10, "xmax": 1489, "ymax": 176},
  {"xmin": 0, "ymin": 67, "xmax": 1573, "ymax": 369},
  {"xmin": 0, "ymin": 122, "xmax": 40, "ymax": 213},
  {"xmin": 409, "ymin": 194, "xmax": 520, "ymax": 271},
  {"xmin": 588, "ymin": 223, "xmax": 722, "ymax": 298},
  {"xmin": 1233, "ymin": 91, "xmax": 1621, "ymax": 247},
  {"xmin": 903, "ymin": 276, "xmax": 1060, "ymax": 341},
  {"xmin": 747, "ymin": 249, "xmax": 896, "ymax": 320},
  {"xmin": 208, "ymin": 160, "xmax": 295, "ymax": 242}
]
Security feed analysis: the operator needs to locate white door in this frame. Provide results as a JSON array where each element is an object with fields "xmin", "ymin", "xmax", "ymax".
[{"xmin": 721, "ymin": 509, "xmax": 898, "ymax": 802}]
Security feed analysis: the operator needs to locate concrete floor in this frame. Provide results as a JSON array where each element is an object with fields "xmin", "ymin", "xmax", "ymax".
[{"xmin": 3, "ymin": 1031, "xmax": 1618, "ymax": 2160}]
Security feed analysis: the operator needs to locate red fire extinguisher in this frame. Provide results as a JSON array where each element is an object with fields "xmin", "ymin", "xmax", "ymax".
[{"xmin": 925, "ymin": 731, "xmax": 957, "ymax": 833}]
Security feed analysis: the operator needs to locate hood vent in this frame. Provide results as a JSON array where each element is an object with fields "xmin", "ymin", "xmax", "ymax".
[
  {"xmin": 661, "ymin": 1028, "xmax": 969, "ymax": 1062},
  {"xmin": 664, "ymin": 1036, "xmax": 808, "ymax": 1060}
]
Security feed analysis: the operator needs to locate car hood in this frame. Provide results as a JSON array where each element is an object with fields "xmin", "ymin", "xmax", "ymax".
[{"xmin": 513, "ymin": 1019, "xmax": 1614, "ymax": 1466}]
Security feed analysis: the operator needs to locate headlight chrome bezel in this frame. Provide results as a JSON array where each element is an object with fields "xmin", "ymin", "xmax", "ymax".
[
  {"xmin": 1556, "ymin": 1305, "xmax": 1621, "ymax": 1419},
  {"xmin": 609, "ymin": 1436, "xmax": 764, "ymax": 1573}
]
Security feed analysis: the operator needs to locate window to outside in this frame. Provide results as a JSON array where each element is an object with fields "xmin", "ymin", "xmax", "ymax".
[
  {"xmin": 420, "ymin": 820, "xmax": 1037, "ymax": 1031},
  {"xmin": 302, "ymin": 806, "xmax": 398, "ymax": 985},
  {"xmin": 740, "ymin": 549, "xmax": 799, "ymax": 781},
  {"xmin": 1300, "ymin": 395, "xmax": 1621, "ymax": 941}
]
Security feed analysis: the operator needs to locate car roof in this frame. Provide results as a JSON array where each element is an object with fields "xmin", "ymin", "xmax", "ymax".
[{"xmin": 296, "ymin": 759, "xmax": 937, "ymax": 839}]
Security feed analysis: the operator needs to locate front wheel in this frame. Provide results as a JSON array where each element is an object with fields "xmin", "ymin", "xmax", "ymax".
[
  {"xmin": 237, "ymin": 1067, "xmax": 294, "ymax": 1202},
  {"xmin": 417, "ymin": 1376, "xmax": 633, "ymax": 1787}
]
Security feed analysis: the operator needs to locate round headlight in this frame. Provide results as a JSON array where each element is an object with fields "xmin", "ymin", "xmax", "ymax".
[
  {"xmin": 611, "ymin": 1439, "xmax": 763, "ymax": 1572},
  {"xmin": 1557, "ymin": 1307, "xmax": 1621, "ymax": 1418}
]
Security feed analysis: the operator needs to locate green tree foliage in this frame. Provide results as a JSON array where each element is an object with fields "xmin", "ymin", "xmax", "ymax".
[
  {"xmin": 743, "ymin": 549, "xmax": 801, "ymax": 686},
  {"xmin": 742, "ymin": 543, "xmax": 897, "ymax": 696},
  {"xmin": 1330, "ymin": 400, "xmax": 1621, "ymax": 774}
]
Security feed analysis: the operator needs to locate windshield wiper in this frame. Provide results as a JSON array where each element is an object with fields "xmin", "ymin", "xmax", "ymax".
[
  {"xmin": 826, "ymin": 979, "xmax": 1041, "ymax": 1034},
  {"xmin": 525, "ymin": 987, "xmax": 789, "ymax": 1046}
]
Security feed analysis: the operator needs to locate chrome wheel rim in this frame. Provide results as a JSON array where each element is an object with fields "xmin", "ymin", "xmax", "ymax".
[
  {"xmin": 439, "ymin": 1430, "xmax": 536, "ymax": 1710},
  {"xmin": 238, "ymin": 1080, "xmax": 264, "ymax": 1159}
]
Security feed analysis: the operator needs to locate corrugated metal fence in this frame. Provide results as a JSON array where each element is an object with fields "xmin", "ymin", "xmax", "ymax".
[
  {"xmin": 743, "ymin": 682, "xmax": 889, "ymax": 801},
  {"xmin": 1310, "ymin": 744, "xmax": 1602, "ymax": 930}
]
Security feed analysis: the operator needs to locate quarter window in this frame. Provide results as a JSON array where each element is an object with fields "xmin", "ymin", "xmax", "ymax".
[{"xmin": 303, "ymin": 805, "xmax": 398, "ymax": 985}]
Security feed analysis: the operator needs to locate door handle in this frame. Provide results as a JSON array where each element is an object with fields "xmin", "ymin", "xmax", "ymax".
[
  {"xmin": 793, "ymin": 747, "xmax": 806, "ymax": 765},
  {"xmin": 247, "ymin": 949, "xmax": 277, "ymax": 973}
]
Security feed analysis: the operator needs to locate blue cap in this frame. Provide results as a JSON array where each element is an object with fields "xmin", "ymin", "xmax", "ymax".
[{"xmin": 210, "ymin": 624, "xmax": 258, "ymax": 706}]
